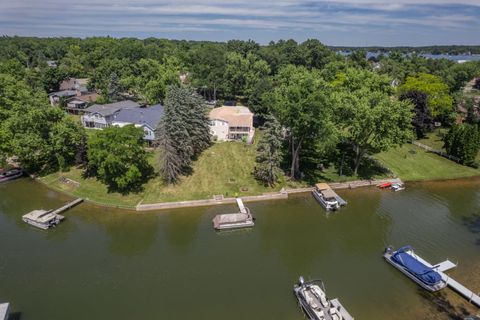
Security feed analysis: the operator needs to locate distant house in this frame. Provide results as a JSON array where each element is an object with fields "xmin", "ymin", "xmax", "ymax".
[
  {"xmin": 46, "ymin": 60, "xmax": 57, "ymax": 68},
  {"xmin": 81, "ymin": 100, "xmax": 141, "ymax": 129},
  {"xmin": 112, "ymin": 104, "xmax": 164, "ymax": 141},
  {"xmin": 209, "ymin": 106, "xmax": 255, "ymax": 143},
  {"xmin": 49, "ymin": 78, "xmax": 98, "ymax": 109}
]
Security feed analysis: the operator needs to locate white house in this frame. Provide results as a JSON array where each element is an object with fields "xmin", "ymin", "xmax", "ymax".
[
  {"xmin": 81, "ymin": 100, "xmax": 140, "ymax": 129},
  {"xmin": 209, "ymin": 106, "xmax": 255, "ymax": 143},
  {"xmin": 112, "ymin": 104, "xmax": 164, "ymax": 141}
]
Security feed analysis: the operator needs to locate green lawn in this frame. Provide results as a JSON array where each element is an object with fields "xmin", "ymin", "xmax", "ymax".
[
  {"xmin": 417, "ymin": 129, "xmax": 480, "ymax": 162},
  {"xmin": 375, "ymin": 144, "xmax": 480, "ymax": 181}
]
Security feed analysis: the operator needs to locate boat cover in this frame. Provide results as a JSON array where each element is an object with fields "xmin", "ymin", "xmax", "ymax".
[{"xmin": 392, "ymin": 246, "xmax": 442, "ymax": 285}]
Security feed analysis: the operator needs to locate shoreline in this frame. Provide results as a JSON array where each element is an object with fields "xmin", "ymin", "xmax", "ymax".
[{"xmin": 30, "ymin": 175, "xmax": 480, "ymax": 212}]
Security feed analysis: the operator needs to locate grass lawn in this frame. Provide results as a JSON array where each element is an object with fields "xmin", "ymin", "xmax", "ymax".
[{"xmin": 375, "ymin": 144, "xmax": 480, "ymax": 181}]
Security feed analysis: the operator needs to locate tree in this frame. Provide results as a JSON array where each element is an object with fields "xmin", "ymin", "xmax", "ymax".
[
  {"xmin": 266, "ymin": 65, "xmax": 335, "ymax": 179},
  {"xmin": 156, "ymin": 86, "xmax": 211, "ymax": 183},
  {"xmin": 474, "ymin": 78, "xmax": 480, "ymax": 90},
  {"xmin": 334, "ymin": 69, "xmax": 414, "ymax": 175},
  {"xmin": 444, "ymin": 124, "xmax": 480, "ymax": 166},
  {"xmin": 223, "ymin": 52, "xmax": 270, "ymax": 100},
  {"xmin": 87, "ymin": 125, "xmax": 153, "ymax": 192},
  {"xmin": 0, "ymin": 74, "xmax": 85, "ymax": 172},
  {"xmin": 107, "ymin": 72, "xmax": 121, "ymax": 102},
  {"xmin": 399, "ymin": 90, "xmax": 434, "ymax": 139},
  {"xmin": 399, "ymin": 73, "xmax": 453, "ymax": 118},
  {"xmin": 253, "ymin": 116, "xmax": 284, "ymax": 186}
]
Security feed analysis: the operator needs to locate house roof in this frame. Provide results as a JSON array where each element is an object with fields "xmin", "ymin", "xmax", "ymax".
[
  {"xmin": 209, "ymin": 106, "xmax": 253, "ymax": 127},
  {"xmin": 114, "ymin": 104, "xmax": 164, "ymax": 129},
  {"xmin": 85, "ymin": 100, "xmax": 140, "ymax": 117},
  {"xmin": 48, "ymin": 90, "xmax": 77, "ymax": 97}
]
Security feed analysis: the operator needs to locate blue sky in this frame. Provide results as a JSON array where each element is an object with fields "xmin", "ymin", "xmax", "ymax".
[{"xmin": 1, "ymin": 0, "xmax": 479, "ymax": 46}]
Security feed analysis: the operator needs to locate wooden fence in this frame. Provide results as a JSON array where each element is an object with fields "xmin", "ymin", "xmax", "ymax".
[{"xmin": 412, "ymin": 141, "xmax": 461, "ymax": 163}]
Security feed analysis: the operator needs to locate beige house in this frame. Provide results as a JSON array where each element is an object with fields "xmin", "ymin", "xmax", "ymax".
[{"xmin": 209, "ymin": 106, "xmax": 255, "ymax": 143}]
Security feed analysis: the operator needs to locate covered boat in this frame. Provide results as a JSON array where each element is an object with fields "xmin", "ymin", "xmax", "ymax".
[
  {"xmin": 384, "ymin": 246, "xmax": 446, "ymax": 291},
  {"xmin": 0, "ymin": 168, "xmax": 23, "ymax": 183},
  {"xmin": 22, "ymin": 210, "xmax": 65, "ymax": 230},
  {"xmin": 293, "ymin": 276, "xmax": 354, "ymax": 320},
  {"xmin": 312, "ymin": 183, "xmax": 341, "ymax": 211},
  {"xmin": 212, "ymin": 199, "xmax": 254, "ymax": 231}
]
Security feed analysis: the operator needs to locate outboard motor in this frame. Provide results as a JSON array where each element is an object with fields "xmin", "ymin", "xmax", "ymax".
[{"xmin": 299, "ymin": 276, "xmax": 305, "ymax": 286}]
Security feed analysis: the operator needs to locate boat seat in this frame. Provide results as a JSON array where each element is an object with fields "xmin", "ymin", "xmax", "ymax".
[{"xmin": 329, "ymin": 308, "xmax": 343, "ymax": 320}]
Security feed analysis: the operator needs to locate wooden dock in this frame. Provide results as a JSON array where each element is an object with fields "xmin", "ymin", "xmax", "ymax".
[
  {"xmin": 51, "ymin": 198, "xmax": 83, "ymax": 215},
  {"xmin": 0, "ymin": 303, "xmax": 9, "ymax": 320},
  {"xmin": 405, "ymin": 250, "xmax": 480, "ymax": 307}
]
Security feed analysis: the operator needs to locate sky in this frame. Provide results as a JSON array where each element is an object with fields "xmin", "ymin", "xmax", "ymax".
[{"xmin": 1, "ymin": 0, "xmax": 480, "ymax": 46}]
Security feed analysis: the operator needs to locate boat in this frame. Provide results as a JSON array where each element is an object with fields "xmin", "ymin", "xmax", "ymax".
[
  {"xmin": 293, "ymin": 276, "xmax": 354, "ymax": 320},
  {"xmin": 383, "ymin": 246, "xmax": 447, "ymax": 292},
  {"xmin": 391, "ymin": 183, "xmax": 405, "ymax": 192},
  {"xmin": 312, "ymin": 183, "xmax": 340, "ymax": 211},
  {"xmin": 22, "ymin": 210, "xmax": 65, "ymax": 230},
  {"xmin": 377, "ymin": 182, "xmax": 392, "ymax": 189},
  {"xmin": 0, "ymin": 168, "xmax": 23, "ymax": 183},
  {"xmin": 0, "ymin": 303, "xmax": 9, "ymax": 320},
  {"xmin": 212, "ymin": 198, "xmax": 254, "ymax": 230}
]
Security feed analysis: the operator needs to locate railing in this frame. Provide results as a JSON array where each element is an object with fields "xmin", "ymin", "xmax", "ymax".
[{"xmin": 412, "ymin": 141, "xmax": 461, "ymax": 163}]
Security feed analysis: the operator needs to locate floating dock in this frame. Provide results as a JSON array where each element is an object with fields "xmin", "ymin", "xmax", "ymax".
[
  {"xmin": 22, "ymin": 198, "xmax": 83, "ymax": 230},
  {"xmin": 405, "ymin": 250, "xmax": 480, "ymax": 307},
  {"xmin": 212, "ymin": 198, "xmax": 254, "ymax": 230},
  {"xmin": 0, "ymin": 303, "xmax": 9, "ymax": 320}
]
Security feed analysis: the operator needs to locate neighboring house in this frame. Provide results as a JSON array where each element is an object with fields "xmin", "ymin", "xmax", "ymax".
[
  {"xmin": 49, "ymin": 78, "xmax": 98, "ymax": 109},
  {"xmin": 112, "ymin": 104, "xmax": 164, "ymax": 141},
  {"xmin": 81, "ymin": 100, "xmax": 140, "ymax": 129},
  {"xmin": 209, "ymin": 106, "xmax": 255, "ymax": 143}
]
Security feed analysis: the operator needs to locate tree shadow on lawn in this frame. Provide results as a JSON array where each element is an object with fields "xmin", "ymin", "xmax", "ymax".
[{"xmin": 300, "ymin": 156, "xmax": 391, "ymax": 186}]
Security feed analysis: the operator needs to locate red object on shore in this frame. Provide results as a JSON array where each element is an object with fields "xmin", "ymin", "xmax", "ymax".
[{"xmin": 378, "ymin": 182, "xmax": 392, "ymax": 189}]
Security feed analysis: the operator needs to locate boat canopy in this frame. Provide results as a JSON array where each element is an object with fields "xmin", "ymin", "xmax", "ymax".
[
  {"xmin": 392, "ymin": 246, "xmax": 442, "ymax": 285},
  {"xmin": 315, "ymin": 183, "xmax": 330, "ymax": 191}
]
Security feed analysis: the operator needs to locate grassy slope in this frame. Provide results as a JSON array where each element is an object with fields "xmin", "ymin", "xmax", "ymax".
[{"xmin": 375, "ymin": 144, "xmax": 480, "ymax": 181}]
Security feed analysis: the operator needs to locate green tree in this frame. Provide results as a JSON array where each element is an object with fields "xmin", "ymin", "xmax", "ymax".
[
  {"xmin": 87, "ymin": 125, "xmax": 153, "ymax": 192},
  {"xmin": 156, "ymin": 86, "xmax": 211, "ymax": 183},
  {"xmin": 334, "ymin": 69, "xmax": 414, "ymax": 175},
  {"xmin": 0, "ymin": 74, "xmax": 85, "ymax": 172},
  {"xmin": 399, "ymin": 73, "xmax": 453, "ymax": 118},
  {"xmin": 444, "ymin": 124, "xmax": 480, "ymax": 166},
  {"xmin": 266, "ymin": 65, "xmax": 336, "ymax": 179},
  {"xmin": 253, "ymin": 116, "xmax": 284, "ymax": 186}
]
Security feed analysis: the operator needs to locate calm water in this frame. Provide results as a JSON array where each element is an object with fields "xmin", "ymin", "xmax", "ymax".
[{"xmin": 1, "ymin": 178, "xmax": 480, "ymax": 319}]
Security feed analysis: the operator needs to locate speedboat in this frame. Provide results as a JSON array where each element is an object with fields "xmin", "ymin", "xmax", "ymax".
[
  {"xmin": 293, "ymin": 276, "xmax": 354, "ymax": 320},
  {"xmin": 377, "ymin": 182, "xmax": 392, "ymax": 189},
  {"xmin": 391, "ymin": 183, "xmax": 405, "ymax": 192},
  {"xmin": 312, "ymin": 184, "xmax": 340, "ymax": 211},
  {"xmin": 383, "ymin": 246, "xmax": 447, "ymax": 292},
  {"xmin": 0, "ymin": 168, "xmax": 23, "ymax": 183}
]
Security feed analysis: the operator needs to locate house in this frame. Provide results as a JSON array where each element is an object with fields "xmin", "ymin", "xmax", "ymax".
[
  {"xmin": 65, "ymin": 93, "xmax": 100, "ymax": 114},
  {"xmin": 209, "ymin": 106, "xmax": 255, "ymax": 143},
  {"xmin": 81, "ymin": 100, "xmax": 141, "ymax": 129},
  {"xmin": 112, "ymin": 104, "xmax": 164, "ymax": 141},
  {"xmin": 49, "ymin": 78, "xmax": 98, "ymax": 108}
]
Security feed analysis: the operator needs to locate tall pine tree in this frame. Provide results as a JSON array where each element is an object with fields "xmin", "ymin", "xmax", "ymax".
[
  {"xmin": 156, "ymin": 85, "xmax": 211, "ymax": 183},
  {"xmin": 253, "ymin": 116, "xmax": 284, "ymax": 186}
]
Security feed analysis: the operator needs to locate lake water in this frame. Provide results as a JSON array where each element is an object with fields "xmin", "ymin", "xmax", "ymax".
[
  {"xmin": 338, "ymin": 51, "xmax": 480, "ymax": 62},
  {"xmin": 1, "ymin": 178, "xmax": 480, "ymax": 319}
]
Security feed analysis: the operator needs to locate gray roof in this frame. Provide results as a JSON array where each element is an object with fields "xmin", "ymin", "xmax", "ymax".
[
  {"xmin": 48, "ymin": 90, "xmax": 77, "ymax": 97},
  {"xmin": 114, "ymin": 104, "xmax": 164, "ymax": 129},
  {"xmin": 85, "ymin": 100, "xmax": 140, "ymax": 117}
]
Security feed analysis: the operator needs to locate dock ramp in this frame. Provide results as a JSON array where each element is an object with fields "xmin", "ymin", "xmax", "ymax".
[
  {"xmin": 236, "ymin": 198, "xmax": 247, "ymax": 214},
  {"xmin": 405, "ymin": 250, "xmax": 480, "ymax": 307}
]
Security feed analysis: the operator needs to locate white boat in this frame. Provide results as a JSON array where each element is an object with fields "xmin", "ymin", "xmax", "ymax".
[
  {"xmin": 384, "ymin": 246, "xmax": 447, "ymax": 292},
  {"xmin": 312, "ymin": 183, "xmax": 340, "ymax": 211},
  {"xmin": 294, "ymin": 277, "xmax": 354, "ymax": 320},
  {"xmin": 0, "ymin": 168, "xmax": 23, "ymax": 183},
  {"xmin": 391, "ymin": 183, "xmax": 405, "ymax": 192},
  {"xmin": 0, "ymin": 303, "xmax": 9, "ymax": 320},
  {"xmin": 22, "ymin": 210, "xmax": 65, "ymax": 230}
]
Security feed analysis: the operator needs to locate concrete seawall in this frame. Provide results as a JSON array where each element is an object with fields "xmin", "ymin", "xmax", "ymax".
[
  {"xmin": 136, "ymin": 191, "xmax": 288, "ymax": 211},
  {"xmin": 136, "ymin": 178, "xmax": 402, "ymax": 212}
]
